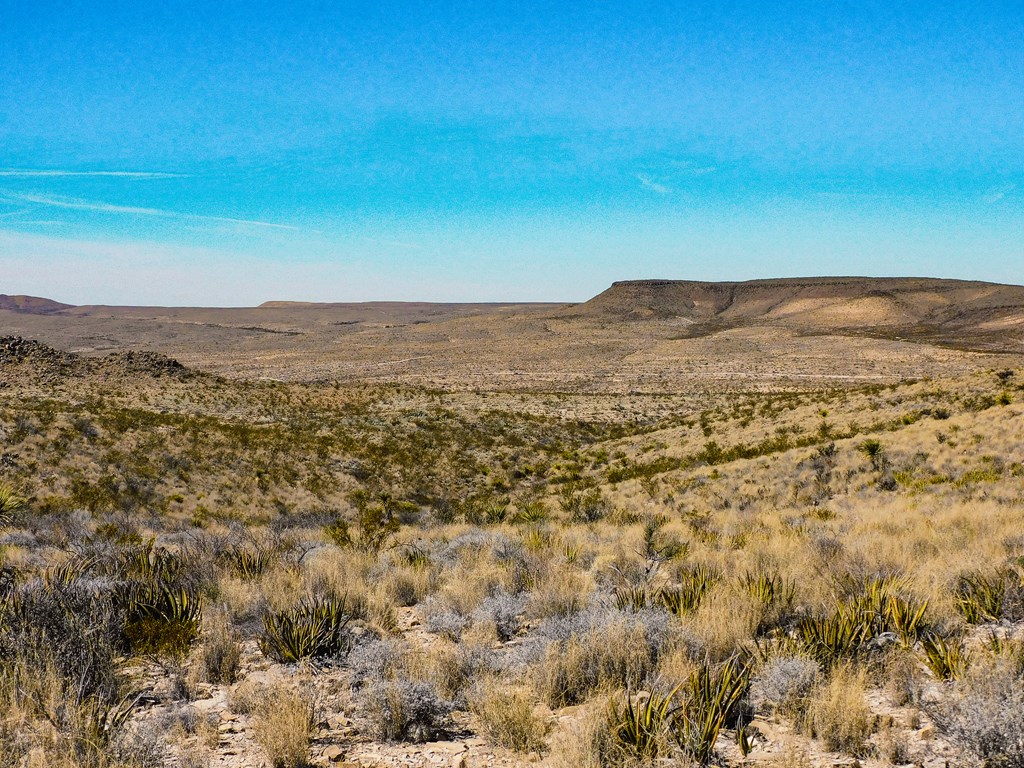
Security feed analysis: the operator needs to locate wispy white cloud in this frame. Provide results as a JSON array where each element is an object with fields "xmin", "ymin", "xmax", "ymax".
[
  {"xmin": 0, "ymin": 169, "xmax": 186, "ymax": 178},
  {"xmin": 1, "ymin": 191, "xmax": 299, "ymax": 231},
  {"xmin": 669, "ymin": 160, "xmax": 718, "ymax": 175},
  {"xmin": 983, "ymin": 183, "xmax": 1015, "ymax": 204},
  {"xmin": 636, "ymin": 173, "xmax": 670, "ymax": 195}
]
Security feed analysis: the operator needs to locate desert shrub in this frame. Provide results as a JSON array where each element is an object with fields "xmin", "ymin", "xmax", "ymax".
[
  {"xmin": 526, "ymin": 565, "xmax": 590, "ymax": 620},
  {"xmin": 749, "ymin": 654, "xmax": 819, "ymax": 719},
  {"xmin": 802, "ymin": 664, "xmax": 875, "ymax": 756},
  {"xmin": 770, "ymin": 747, "xmax": 814, "ymax": 768},
  {"xmin": 0, "ymin": 648, "xmax": 137, "ymax": 765},
  {"xmin": 421, "ymin": 599, "xmax": 470, "ymax": 641},
  {"xmin": 469, "ymin": 679, "xmax": 548, "ymax": 753},
  {"xmin": 473, "ymin": 590, "xmax": 527, "ymax": 641},
  {"xmin": 360, "ymin": 678, "xmax": 453, "ymax": 742},
  {"xmin": 197, "ymin": 609, "xmax": 241, "ymax": 684},
  {"xmin": 1002, "ymin": 567, "xmax": 1024, "ymax": 621},
  {"xmin": 547, "ymin": 701, "xmax": 618, "ymax": 768},
  {"xmin": 380, "ymin": 561, "xmax": 436, "ymax": 607},
  {"xmin": 250, "ymin": 683, "xmax": 316, "ymax": 768},
  {"xmin": 535, "ymin": 605, "xmax": 670, "ymax": 707},
  {"xmin": 324, "ymin": 493, "xmax": 400, "ymax": 553},
  {"xmin": 685, "ymin": 587, "xmax": 762, "ymax": 662},
  {"xmin": 259, "ymin": 595, "xmax": 353, "ymax": 663},
  {"xmin": 1, "ymin": 576, "xmax": 125, "ymax": 703},
  {"xmin": 884, "ymin": 647, "xmax": 928, "ymax": 706},
  {"xmin": 876, "ymin": 722, "xmax": 913, "ymax": 765},
  {"xmin": 927, "ymin": 658, "xmax": 1024, "ymax": 767},
  {"xmin": 347, "ymin": 636, "xmax": 406, "ymax": 689},
  {"xmin": 558, "ymin": 483, "xmax": 608, "ymax": 523},
  {"xmin": 407, "ymin": 639, "xmax": 480, "ymax": 701}
]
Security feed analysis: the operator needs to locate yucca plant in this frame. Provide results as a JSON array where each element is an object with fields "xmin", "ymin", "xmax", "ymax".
[
  {"xmin": 797, "ymin": 605, "xmax": 874, "ymax": 667},
  {"xmin": 660, "ymin": 565, "xmax": 718, "ymax": 616},
  {"xmin": 512, "ymin": 500, "xmax": 548, "ymax": 524},
  {"xmin": 741, "ymin": 570, "xmax": 796, "ymax": 610},
  {"xmin": 858, "ymin": 439, "xmax": 885, "ymax": 471},
  {"xmin": 562, "ymin": 543, "xmax": 582, "ymax": 564},
  {"xmin": 920, "ymin": 632, "xmax": 969, "ymax": 681},
  {"xmin": 123, "ymin": 583, "xmax": 203, "ymax": 657},
  {"xmin": 45, "ymin": 555, "xmax": 99, "ymax": 587},
  {"xmin": 669, "ymin": 656, "xmax": 752, "ymax": 765},
  {"xmin": 396, "ymin": 544, "xmax": 431, "ymax": 569},
  {"xmin": 883, "ymin": 593, "xmax": 930, "ymax": 644},
  {"xmin": 614, "ymin": 585, "xmax": 651, "ymax": 613},
  {"xmin": 114, "ymin": 538, "xmax": 185, "ymax": 587},
  {"xmin": 955, "ymin": 571, "xmax": 1005, "ymax": 624},
  {"xmin": 855, "ymin": 576, "xmax": 931, "ymax": 643},
  {"xmin": 741, "ymin": 569, "xmax": 798, "ymax": 634},
  {"xmin": 260, "ymin": 595, "xmax": 352, "ymax": 663},
  {"xmin": 222, "ymin": 546, "xmax": 274, "ymax": 580},
  {"xmin": 522, "ymin": 526, "xmax": 553, "ymax": 551},
  {"xmin": 0, "ymin": 482, "xmax": 26, "ymax": 525},
  {"xmin": 607, "ymin": 687, "xmax": 679, "ymax": 762}
]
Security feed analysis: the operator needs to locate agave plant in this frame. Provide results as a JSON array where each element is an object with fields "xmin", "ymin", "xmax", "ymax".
[{"xmin": 260, "ymin": 595, "xmax": 353, "ymax": 663}]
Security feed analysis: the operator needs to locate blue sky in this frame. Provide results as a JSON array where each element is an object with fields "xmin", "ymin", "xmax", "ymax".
[{"xmin": 1, "ymin": 1, "xmax": 1021, "ymax": 305}]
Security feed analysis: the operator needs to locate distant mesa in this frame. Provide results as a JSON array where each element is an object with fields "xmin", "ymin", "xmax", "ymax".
[
  {"xmin": 566, "ymin": 276, "xmax": 1024, "ymax": 350},
  {"xmin": 0, "ymin": 294, "xmax": 74, "ymax": 315}
]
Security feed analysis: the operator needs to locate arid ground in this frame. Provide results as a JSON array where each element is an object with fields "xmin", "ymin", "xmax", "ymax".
[{"xmin": 1, "ymin": 277, "xmax": 1023, "ymax": 768}]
